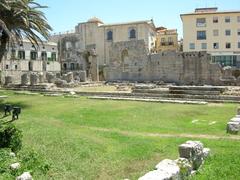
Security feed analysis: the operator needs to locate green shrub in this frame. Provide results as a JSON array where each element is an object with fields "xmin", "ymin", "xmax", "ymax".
[{"xmin": 0, "ymin": 124, "xmax": 22, "ymax": 153}]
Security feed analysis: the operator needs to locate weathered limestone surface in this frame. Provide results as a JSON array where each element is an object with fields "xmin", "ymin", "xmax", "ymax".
[
  {"xmin": 227, "ymin": 122, "xmax": 240, "ymax": 134},
  {"xmin": 79, "ymin": 71, "xmax": 87, "ymax": 82},
  {"xmin": 21, "ymin": 73, "xmax": 29, "ymax": 85},
  {"xmin": 10, "ymin": 162, "xmax": 20, "ymax": 170},
  {"xmin": 106, "ymin": 40, "xmax": 223, "ymax": 85},
  {"xmin": 178, "ymin": 141, "xmax": 204, "ymax": 170},
  {"xmin": 38, "ymin": 72, "xmax": 44, "ymax": 83},
  {"xmin": 139, "ymin": 141, "xmax": 210, "ymax": 180},
  {"xmin": 63, "ymin": 72, "xmax": 74, "ymax": 83},
  {"xmin": 5, "ymin": 76, "xmax": 13, "ymax": 85},
  {"xmin": 175, "ymin": 158, "xmax": 192, "ymax": 178},
  {"xmin": 16, "ymin": 172, "xmax": 32, "ymax": 180},
  {"xmin": 54, "ymin": 79, "xmax": 68, "ymax": 87},
  {"xmin": 46, "ymin": 72, "xmax": 55, "ymax": 83},
  {"xmin": 30, "ymin": 73, "xmax": 39, "ymax": 85}
]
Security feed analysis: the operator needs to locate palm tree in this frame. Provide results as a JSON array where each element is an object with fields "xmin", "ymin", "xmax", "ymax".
[{"xmin": 0, "ymin": 0, "xmax": 52, "ymax": 61}]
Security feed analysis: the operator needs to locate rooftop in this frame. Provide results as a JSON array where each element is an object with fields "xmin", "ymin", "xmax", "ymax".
[
  {"xmin": 181, "ymin": 7, "xmax": 240, "ymax": 17},
  {"xmin": 98, "ymin": 19, "xmax": 156, "ymax": 29}
]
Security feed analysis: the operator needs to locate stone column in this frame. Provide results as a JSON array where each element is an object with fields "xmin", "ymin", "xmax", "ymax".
[
  {"xmin": 46, "ymin": 72, "xmax": 55, "ymax": 83},
  {"xmin": 30, "ymin": 73, "xmax": 39, "ymax": 86},
  {"xmin": 38, "ymin": 72, "xmax": 44, "ymax": 84},
  {"xmin": 5, "ymin": 76, "xmax": 13, "ymax": 85},
  {"xmin": 21, "ymin": 73, "xmax": 29, "ymax": 85}
]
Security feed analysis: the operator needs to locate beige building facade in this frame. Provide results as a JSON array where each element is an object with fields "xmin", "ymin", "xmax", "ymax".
[
  {"xmin": 1, "ymin": 40, "xmax": 60, "ymax": 84},
  {"xmin": 51, "ymin": 17, "xmax": 156, "ymax": 65},
  {"xmin": 181, "ymin": 8, "xmax": 240, "ymax": 67},
  {"xmin": 155, "ymin": 27, "xmax": 178, "ymax": 52}
]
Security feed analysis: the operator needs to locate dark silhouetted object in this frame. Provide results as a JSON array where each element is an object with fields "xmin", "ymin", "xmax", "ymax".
[
  {"xmin": 12, "ymin": 107, "xmax": 21, "ymax": 121},
  {"xmin": 4, "ymin": 104, "xmax": 12, "ymax": 116}
]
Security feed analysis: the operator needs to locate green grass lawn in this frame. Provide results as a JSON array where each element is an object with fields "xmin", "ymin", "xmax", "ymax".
[{"xmin": 0, "ymin": 90, "xmax": 240, "ymax": 180}]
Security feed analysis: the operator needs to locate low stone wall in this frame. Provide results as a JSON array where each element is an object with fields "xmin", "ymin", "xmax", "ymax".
[{"xmin": 139, "ymin": 141, "xmax": 210, "ymax": 180}]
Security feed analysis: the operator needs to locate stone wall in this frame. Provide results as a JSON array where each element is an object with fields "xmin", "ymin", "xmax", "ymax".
[
  {"xmin": 106, "ymin": 40, "xmax": 223, "ymax": 85},
  {"xmin": 1, "ymin": 60, "xmax": 61, "ymax": 84}
]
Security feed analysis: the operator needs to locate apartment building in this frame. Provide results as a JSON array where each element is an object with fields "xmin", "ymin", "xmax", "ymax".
[
  {"xmin": 181, "ymin": 7, "xmax": 240, "ymax": 67},
  {"xmin": 155, "ymin": 27, "xmax": 178, "ymax": 52}
]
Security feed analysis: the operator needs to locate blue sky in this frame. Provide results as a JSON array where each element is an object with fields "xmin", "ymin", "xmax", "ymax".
[{"xmin": 37, "ymin": 0, "xmax": 240, "ymax": 38}]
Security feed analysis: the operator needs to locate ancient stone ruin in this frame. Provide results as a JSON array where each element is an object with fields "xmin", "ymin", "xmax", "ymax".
[
  {"xmin": 106, "ymin": 40, "xmax": 239, "ymax": 86},
  {"xmin": 226, "ymin": 107, "xmax": 240, "ymax": 134},
  {"xmin": 139, "ymin": 141, "xmax": 210, "ymax": 180}
]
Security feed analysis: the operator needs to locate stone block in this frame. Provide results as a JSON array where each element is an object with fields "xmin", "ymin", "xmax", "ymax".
[
  {"xmin": 79, "ymin": 71, "xmax": 87, "ymax": 82},
  {"xmin": 38, "ymin": 72, "xmax": 44, "ymax": 83},
  {"xmin": 63, "ymin": 72, "xmax": 74, "ymax": 83},
  {"xmin": 30, "ymin": 73, "xmax": 39, "ymax": 86},
  {"xmin": 54, "ymin": 78, "xmax": 67, "ymax": 88},
  {"xmin": 21, "ymin": 73, "xmax": 29, "ymax": 85},
  {"xmin": 56, "ymin": 73, "xmax": 61, "ymax": 78},
  {"xmin": 16, "ymin": 172, "xmax": 32, "ymax": 180},
  {"xmin": 175, "ymin": 158, "xmax": 192, "ymax": 178},
  {"xmin": 230, "ymin": 117, "xmax": 240, "ymax": 123},
  {"xmin": 178, "ymin": 141, "xmax": 204, "ymax": 170},
  {"xmin": 203, "ymin": 148, "xmax": 211, "ymax": 159},
  {"xmin": 227, "ymin": 122, "xmax": 240, "ymax": 134},
  {"xmin": 5, "ymin": 76, "xmax": 13, "ymax": 85},
  {"xmin": 46, "ymin": 72, "xmax": 55, "ymax": 83},
  {"xmin": 10, "ymin": 162, "xmax": 20, "ymax": 170}
]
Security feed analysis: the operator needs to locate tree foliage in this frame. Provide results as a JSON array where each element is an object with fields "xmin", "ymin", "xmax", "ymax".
[{"xmin": 0, "ymin": 0, "xmax": 52, "ymax": 61}]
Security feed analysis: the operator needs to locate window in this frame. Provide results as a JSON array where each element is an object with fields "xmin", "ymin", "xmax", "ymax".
[
  {"xmin": 15, "ymin": 65, "xmax": 17, "ymax": 70},
  {"xmin": 70, "ymin": 63, "xmax": 75, "ymax": 70},
  {"xmin": 213, "ymin": 29, "xmax": 219, "ymax": 36},
  {"xmin": 11, "ymin": 49, "xmax": 16, "ymax": 59},
  {"xmin": 107, "ymin": 30, "xmax": 113, "ymax": 41},
  {"xmin": 197, "ymin": 31, "xmax": 206, "ymax": 40},
  {"xmin": 28, "ymin": 61, "xmax": 33, "ymax": 71},
  {"xmin": 238, "ymin": 16, "xmax": 240, "ymax": 23},
  {"xmin": 30, "ymin": 51, "xmax": 37, "ymax": 60},
  {"xmin": 196, "ymin": 18, "xmax": 206, "ymax": 27},
  {"xmin": 225, "ymin": 16, "xmax": 230, "ymax": 23},
  {"xmin": 168, "ymin": 37, "xmax": 174, "ymax": 45},
  {"xmin": 225, "ymin": 30, "xmax": 231, "ymax": 36},
  {"xmin": 5, "ymin": 64, "xmax": 9, "ymax": 70},
  {"xmin": 201, "ymin": 43, "xmax": 207, "ymax": 50},
  {"xmin": 51, "ymin": 52, "xmax": 57, "ymax": 61},
  {"xmin": 212, "ymin": 55, "xmax": 237, "ymax": 67},
  {"xmin": 129, "ymin": 28, "xmax": 136, "ymax": 39},
  {"xmin": 18, "ymin": 51, "xmax": 25, "ymax": 60},
  {"xmin": 226, "ymin": 43, "xmax": 231, "ymax": 49},
  {"xmin": 66, "ymin": 53, "xmax": 70, "ymax": 58},
  {"xmin": 238, "ymin": 42, "xmax": 240, "ymax": 48},
  {"xmin": 213, "ymin": 43, "xmax": 219, "ymax": 49},
  {"xmin": 213, "ymin": 17, "xmax": 218, "ymax": 23},
  {"xmin": 189, "ymin": 43, "xmax": 195, "ymax": 50},
  {"xmin": 66, "ymin": 42, "xmax": 72, "ymax": 50},
  {"xmin": 238, "ymin": 29, "xmax": 240, "ymax": 36},
  {"xmin": 41, "ymin": 52, "xmax": 47, "ymax": 60},
  {"xmin": 63, "ymin": 63, "xmax": 67, "ymax": 70},
  {"xmin": 161, "ymin": 38, "xmax": 165, "ymax": 46}
]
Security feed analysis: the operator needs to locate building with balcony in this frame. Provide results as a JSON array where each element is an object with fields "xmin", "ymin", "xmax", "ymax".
[
  {"xmin": 155, "ymin": 27, "xmax": 178, "ymax": 52},
  {"xmin": 181, "ymin": 7, "xmax": 240, "ymax": 67}
]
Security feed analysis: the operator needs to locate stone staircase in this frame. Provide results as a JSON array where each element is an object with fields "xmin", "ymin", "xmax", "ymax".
[
  {"xmin": 130, "ymin": 85, "xmax": 240, "ymax": 103},
  {"xmin": 3, "ymin": 84, "xmax": 240, "ymax": 104}
]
